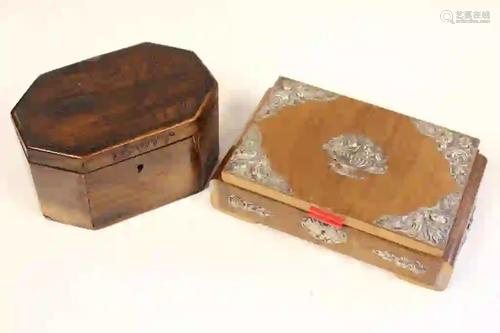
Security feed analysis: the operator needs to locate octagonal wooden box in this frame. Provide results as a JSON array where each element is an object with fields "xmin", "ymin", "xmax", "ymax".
[
  {"xmin": 11, "ymin": 42, "xmax": 219, "ymax": 229},
  {"xmin": 210, "ymin": 77, "xmax": 487, "ymax": 290}
]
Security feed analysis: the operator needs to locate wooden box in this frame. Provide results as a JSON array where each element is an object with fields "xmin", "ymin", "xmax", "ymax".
[
  {"xmin": 11, "ymin": 42, "xmax": 219, "ymax": 230},
  {"xmin": 210, "ymin": 77, "xmax": 486, "ymax": 290}
]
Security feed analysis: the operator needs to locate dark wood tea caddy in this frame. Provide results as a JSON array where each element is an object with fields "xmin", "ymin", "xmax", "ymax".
[{"xmin": 11, "ymin": 42, "xmax": 219, "ymax": 229}]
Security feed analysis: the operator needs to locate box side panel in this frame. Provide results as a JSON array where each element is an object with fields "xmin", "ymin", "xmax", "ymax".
[
  {"xmin": 444, "ymin": 154, "xmax": 487, "ymax": 266},
  {"xmin": 27, "ymin": 148, "xmax": 84, "ymax": 172},
  {"xmin": 30, "ymin": 163, "xmax": 92, "ymax": 229},
  {"xmin": 86, "ymin": 137, "xmax": 200, "ymax": 229},
  {"xmin": 21, "ymin": 117, "xmax": 199, "ymax": 174},
  {"xmin": 210, "ymin": 178, "xmax": 445, "ymax": 289},
  {"xmin": 193, "ymin": 91, "xmax": 219, "ymax": 188},
  {"xmin": 83, "ymin": 121, "xmax": 198, "ymax": 173}
]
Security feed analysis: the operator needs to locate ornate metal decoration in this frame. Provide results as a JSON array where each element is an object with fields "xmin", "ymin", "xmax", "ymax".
[
  {"xmin": 412, "ymin": 119, "xmax": 479, "ymax": 187},
  {"xmin": 227, "ymin": 194, "xmax": 272, "ymax": 217},
  {"xmin": 322, "ymin": 134, "xmax": 388, "ymax": 179},
  {"xmin": 255, "ymin": 77, "xmax": 340, "ymax": 121},
  {"xmin": 224, "ymin": 125, "xmax": 292, "ymax": 194},
  {"xmin": 374, "ymin": 192, "xmax": 461, "ymax": 249},
  {"xmin": 224, "ymin": 77, "xmax": 341, "ymax": 194},
  {"xmin": 372, "ymin": 249, "xmax": 426, "ymax": 275},
  {"xmin": 301, "ymin": 217, "xmax": 348, "ymax": 244},
  {"xmin": 374, "ymin": 119, "xmax": 479, "ymax": 247}
]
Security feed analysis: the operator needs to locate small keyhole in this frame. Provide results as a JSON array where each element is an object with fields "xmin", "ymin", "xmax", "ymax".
[{"xmin": 137, "ymin": 164, "xmax": 144, "ymax": 173}]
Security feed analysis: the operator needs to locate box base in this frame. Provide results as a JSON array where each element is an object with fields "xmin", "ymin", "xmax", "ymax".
[{"xmin": 209, "ymin": 178, "xmax": 452, "ymax": 290}]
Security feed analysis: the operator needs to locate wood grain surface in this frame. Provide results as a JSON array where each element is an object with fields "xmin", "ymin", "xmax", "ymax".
[
  {"xmin": 11, "ymin": 42, "xmax": 217, "ymax": 173},
  {"xmin": 86, "ymin": 137, "xmax": 199, "ymax": 229},
  {"xmin": 444, "ymin": 153, "xmax": 487, "ymax": 266},
  {"xmin": 30, "ymin": 163, "xmax": 92, "ymax": 229},
  {"xmin": 210, "ymin": 178, "xmax": 443, "ymax": 288},
  {"xmin": 221, "ymin": 90, "xmax": 479, "ymax": 255},
  {"xmin": 258, "ymin": 98, "xmax": 460, "ymax": 221},
  {"xmin": 27, "ymin": 102, "xmax": 219, "ymax": 230},
  {"xmin": 13, "ymin": 42, "xmax": 219, "ymax": 229},
  {"xmin": 211, "ymin": 153, "xmax": 486, "ymax": 290}
]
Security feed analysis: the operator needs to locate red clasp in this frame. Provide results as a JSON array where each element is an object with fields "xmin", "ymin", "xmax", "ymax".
[{"xmin": 308, "ymin": 206, "xmax": 345, "ymax": 229}]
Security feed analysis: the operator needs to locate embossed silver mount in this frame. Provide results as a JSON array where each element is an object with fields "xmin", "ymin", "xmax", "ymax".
[
  {"xmin": 224, "ymin": 125, "xmax": 292, "ymax": 195},
  {"xmin": 255, "ymin": 77, "xmax": 340, "ymax": 121},
  {"xmin": 412, "ymin": 119, "xmax": 479, "ymax": 187},
  {"xmin": 374, "ymin": 120, "xmax": 479, "ymax": 248},
  {"xmin": 322, "ymin": 134, "xmax": 388, "ymax": 179},
  {"xmin": 373, "ymin": 249, "xmax": 426, "ymax": 275},
  {"xmin": 224, "ymin": 77, "xmax": 341, "ymax": 195},
  {"xmin": 301, "ymin": 217, "xmax": 347, "ymax": 244},
  {"xmin": 374, "ymin": 192, "xmax": 461, "ymax": 249},
  {"xmin": 228, "ymin": 194, "xmax": 271, "ymax": 217}
]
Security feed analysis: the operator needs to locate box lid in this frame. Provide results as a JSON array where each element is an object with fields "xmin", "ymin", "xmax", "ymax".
[
  {"xmin": 11, "ymin": 42, "xmax": 217, "ymax": 173},
  {"xmin": 221, "ymin": 77, "xmax": 480, "ymax": 257}
]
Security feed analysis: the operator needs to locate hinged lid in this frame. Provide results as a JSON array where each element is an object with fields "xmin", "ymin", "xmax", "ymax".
[
  {"xmin": 11, "ymin": 42, "xmax": 217, "ymax": 173},
  {"xmin": 221, "ymin": 77, "xmax": 480, "ymax": 257}
]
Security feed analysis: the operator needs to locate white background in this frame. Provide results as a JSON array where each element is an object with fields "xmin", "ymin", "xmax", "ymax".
[{"xmin": 1, "ymin": 1, "xmax": 499, "ymax": 332}]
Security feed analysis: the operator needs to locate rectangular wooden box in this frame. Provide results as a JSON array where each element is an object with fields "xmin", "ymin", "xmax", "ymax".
[
  {"xmin": 11, "ymin": 42, "xmax": 219, "ymax": 229},
  {"xmin": 210, "ymin": 77, "xmax": 486, "ymax": 290}
]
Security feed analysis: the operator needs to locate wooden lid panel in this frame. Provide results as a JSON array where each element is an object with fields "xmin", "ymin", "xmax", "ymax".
[
  {"xmin": 258, "ymin": 97, "xmax": 461, "ymax": 224},
  {"xmin": 11, "ymin": 42, "xmax": 216, "ymax": 172}
]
